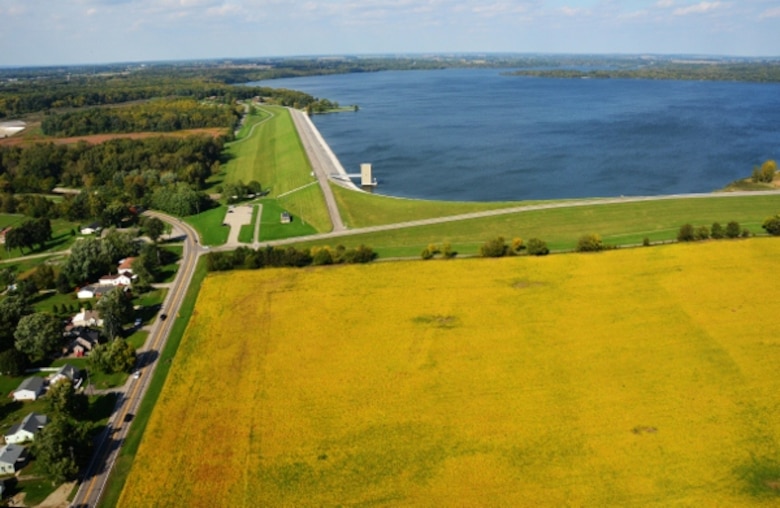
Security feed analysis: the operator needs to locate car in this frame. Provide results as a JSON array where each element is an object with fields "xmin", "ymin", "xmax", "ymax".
[
  {"xmin": 160, "ymin": 313, "xmax": 168, "ymax": 321},
  {"xmin": 124, "ymin": 413, "xmax": 134, "ymax": 422},
  {"xmin": 134, "ymin": 318, "xmax": 142, "ymax": 327},
  {"xmin": 133, "ymin": 370, "xmax": 141, "ymax": 379}
]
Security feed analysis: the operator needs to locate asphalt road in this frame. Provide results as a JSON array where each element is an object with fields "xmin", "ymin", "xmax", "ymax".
[
  {"xmin": 288, "ymin": 108, "xmax": 348, "ymax": 232},
  {"xmin": 70, "ymin": 212, "xmax": 204, "ymax": 508}
]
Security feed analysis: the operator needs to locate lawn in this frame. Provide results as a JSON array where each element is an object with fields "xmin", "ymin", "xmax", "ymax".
[
  {"xmin": 238, "ymin": 205, "xmax": 258, "ymax": 243},
  {"xmin": 0, "ymin": 215, "xmax": 80, "ymax": 261},
  {"xmin": 118, "ymin": 238, "xmax": 780, "ymax": 507},
  {"xmin": 217, "ymin": 106, "xmax": 331, "ymax": 232},
  {"xmin": 287, "ymin": 193, "xmax": 780, "ymax": 257},
  {"xmin": 332, "ymin": 184, "xmax": 531, "ymax": 228},
  {"xmin": 184, "ymin": 205, "xmax": 229, "ymax": 246}
]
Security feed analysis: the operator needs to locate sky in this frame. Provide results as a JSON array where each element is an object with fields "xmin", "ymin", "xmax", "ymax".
[{"xmin": 1, "ymin": 0, "xmax": 779, "ymax": 67}]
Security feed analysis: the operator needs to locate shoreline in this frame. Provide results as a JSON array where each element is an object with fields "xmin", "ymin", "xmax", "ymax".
[{"xmin": 292, "ymin": 108, "xmax": 361, "ymax": 192}]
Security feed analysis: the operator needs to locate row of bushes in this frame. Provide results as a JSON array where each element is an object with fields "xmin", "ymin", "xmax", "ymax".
[
  {"xmin": 477, "ymin": 237, "xmax": 550, "ymax": 258},
  {"xmin": 206, "ymin": 244, "xmax": 376, "ymax": 272},
  {"xmin": 677, "ymin": 221, "xmax": 750, "ymax": 242}
]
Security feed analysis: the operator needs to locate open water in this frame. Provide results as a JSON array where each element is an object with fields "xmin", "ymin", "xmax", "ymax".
[{"xmin": 253, "ymin": 69, "xmax": 780, "ymax": 201}]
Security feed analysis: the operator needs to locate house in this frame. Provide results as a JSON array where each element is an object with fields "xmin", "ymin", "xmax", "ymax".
[
  {"xmin": 79, "ymin": 222, "xmax": 101, "ymax": 235},
  {"xmin": 0, "ymin": 444, "xmax": 27, "ymax": 474},
  {"xmin": 71, "ymin": 309, "xmax": 103, "ymax": 328},
  {"xmin": 4, "ymin": 413, "xmax": 48, "ymax": 444},
  {"xmin": 12, "ymin": 377, "xmax": 45, "ymax": 401},
  {"xmin": 98, "ymin": 273, "xmax": 133, "ymax": 287},
  {"xmin": 77, "ymin": 284, "xmax": 117, "ymax": 299},
  {"xmin": 280, "ymin": 211, "xmax": 292, "ymax": 224},
  {"xmin": 0, "ymin": 226, "xmax": 12, "ymax": 245},
  {"xmin": 65, "ymin": 327, "xmax": 100, "ymax": 358},
  {"xmin": 49, "ymin": 364, "xmax": 79, "ymax": 386},
  {"xmin": 117, "ymin": 257, "xmax": 137, "ymax": 274}
]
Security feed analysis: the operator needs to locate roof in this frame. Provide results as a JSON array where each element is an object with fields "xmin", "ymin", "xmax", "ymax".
[
  {"xmin": 118, "ymin": 257, "xmax": 137, "ymax": 271},
  {"xmin": 55, "ymin": 364, "xmax": 79, "ymax": 381},
  {"xmin": 0, "ymin": 444, "xmax": 25, "ymax": 466},
  {"xmin": 5, "ymin": 413, "xmax": 48, "ymax": 438},
  {"xmin": 15, "ymin": 376, "xmax": 44, "ymax": 393}
]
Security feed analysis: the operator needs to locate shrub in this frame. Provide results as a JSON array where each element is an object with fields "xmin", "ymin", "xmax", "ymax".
[
  {"xmin": 526, "ymin": 238, "xmax": 549, "ymax": 256},
  {"xmin": 762, "ymin": 214, "xmax": 780, "ymax": 236},
  {"xmin": 677, "ymin": 224, "xmax": 695, "ymax": 242},
  {"xmin": 421, "ymin": 247, "xmax": 434, "ymax": 260},
  {"xmin": 642, "ymin": 237, "xmax": 651, "ymax": 247},
  {"xmin": 711, "ymin": 222, "xmax": 724, "ymax": 239},
  {"xmin": 576, "ymin": 233, "xmax": 604, "ymax": 252},
  {"xmin": 725, "ymin": 221, "xmax": 741, "ymax": 239},
  {"xmin": 695, "ymin": 225, "xmax": 710, "ymax": 241},
  {"xmin": 480, "ymin": 237, "xmax": 508, "ymax": 258}
]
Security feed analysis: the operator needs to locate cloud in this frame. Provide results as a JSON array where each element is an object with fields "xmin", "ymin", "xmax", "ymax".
[
  {"xmin": 672, "ymin": 1, "xmax": 724, "ymax": 16},
  {"xmin": 759, "ymin": 7, "xmax": 780, "ymax": 19},
  {"xmin": 655, "ymin": 0, "xmax": 675, "ymax": 7},
  {"xmin": 558, "ymin": 6, "xmax": 587, "ymax": 17}
]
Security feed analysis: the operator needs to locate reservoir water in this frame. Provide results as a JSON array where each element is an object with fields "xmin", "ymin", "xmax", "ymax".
[{"xmin": 253, "ymin": 69, "xmax": 780, "ymax": 201}]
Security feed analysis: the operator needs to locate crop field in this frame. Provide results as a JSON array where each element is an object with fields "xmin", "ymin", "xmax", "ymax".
[{"xmin": 119, "ymin": 238, "xmax": 780, "ymax": 507}]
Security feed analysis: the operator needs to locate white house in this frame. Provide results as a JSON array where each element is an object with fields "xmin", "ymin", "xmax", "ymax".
[
  {"xmin": 77, "ymin": 284, "xmax": 116, "ymax": 299},
  {"xmin": 4, "ymin": 413, "xmax": 48, "ymax": 444},
  {"xmin": 49, "ymin": 364, "xmax": 79, "ymax": 386},
  {"xmin": 0, "ymin": 444, "xmax": 27, "ymax": 474},
  {"xmin": 98, "ymin": 273, "xmax": 133, "ymax": 287},
  {"xmin": 12, "ymin": 377, "xmax": 45, "ymax": 401},
  {"xmin": 71, "ymin": 309, "xmax": 103, "ymax": 328}
]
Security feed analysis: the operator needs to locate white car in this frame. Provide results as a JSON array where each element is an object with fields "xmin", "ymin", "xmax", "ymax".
[{"xmin": 133, "ymin": 370, "xmax": 141, "ymax": 379}]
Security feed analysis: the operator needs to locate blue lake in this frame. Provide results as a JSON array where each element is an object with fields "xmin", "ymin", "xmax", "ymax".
[{"xmin": 253, "ymin": 69, "xmax": 780, "ymax": 201}]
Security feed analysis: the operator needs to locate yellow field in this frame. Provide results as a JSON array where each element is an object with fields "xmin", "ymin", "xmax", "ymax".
[{"xmin": 119, "ymin": 238, "xmax": 780, "ymax": 507}]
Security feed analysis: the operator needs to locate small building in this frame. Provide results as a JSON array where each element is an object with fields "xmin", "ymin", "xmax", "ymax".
[
  {"xmin": 79, "ymin": 222, "xmax": 102, "ymax": 235},
  {"xmin": 117, "ymin": 257, "xmax": 137, "ymax": 274},
  {"xmin": 71, "ymin": 309, "xmax": 103, "ymax": 328},
  {"xmin": 98, "ymin": 273, "xmax": 133, "ymax": 287},
  {"xmin": 280, "ymin": 211, "xmax": 292, "ymax": 224},
  {"xmin": 4, "ymin": 413, "xmax": 48, "ymax": 444},
  {"xmin": 12, "ymin": 377, "xmax": 45, "ymax": 402},
  {"xmin": 77, "ymin": 284, "xmax": 117, "ymax": 299},
  {"xmin": 49, "ymin": 364, "xmax": 79, "ymax": 386},
  {"xmin": 0, "ymin": 444, "xmax": 27, "ymax": 475}
]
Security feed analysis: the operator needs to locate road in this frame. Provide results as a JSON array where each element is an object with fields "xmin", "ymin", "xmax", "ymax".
[
  {"xmin": 70, "ymin": 212, "xmax": 204, "ymax": 508},
  {"xmin": 288, "ymin": 108, "xmax": 348, "ymax": 232}
]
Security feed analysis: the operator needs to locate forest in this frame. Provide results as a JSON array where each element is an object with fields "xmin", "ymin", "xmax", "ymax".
[{"xmin": 40, "ymin": 98, "xmax": 239, "ymax": 136}]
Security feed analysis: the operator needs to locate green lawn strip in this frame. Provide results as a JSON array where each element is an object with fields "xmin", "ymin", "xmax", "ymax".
[
  {"xmin": 258, "ymin": 199, "xmax": 317, "ymax": 241},
  {"xmin": 14, "ymin": 476, "xmax": 57, "ymax": 506},
  {"xmin": 31, "ymin": 290, "xmax": 82, "ymax": 315},
  {"xmin": 286, "ymin": 194, "xmax": 780, "ymax": 258},
  {"xmin": 157, "ymin": 244, "xmax": 183, "ymax": 282},
  {"xmin": 97, "ymin": 259, "xmax": 208, "ymax": 508},
  {"xmin": 0, "ymin": 216, "xmax": 80, "ymax": 261},
  {"xmin": 184, "ymin": 204, "xmax": 229, "ymax": 246},
  {"xmin": 238, "ymin": 205, "xmax": 259, "ymax": 243},
  {"xmin": 332, "ymin": 185, "xmax": 533, "ymax": 228}
]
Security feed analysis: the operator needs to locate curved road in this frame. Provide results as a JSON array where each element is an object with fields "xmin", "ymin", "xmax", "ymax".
[{"xmin": 70, "ymin": 212, "xmax": 205, "ymax": 508}]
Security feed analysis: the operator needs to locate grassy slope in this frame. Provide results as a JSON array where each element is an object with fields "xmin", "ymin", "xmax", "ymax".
[
  {"xmin": 332, "ymin": 184, "xmax": 531, "ymax": 228},
  {"xmin": 218, "ymin": 106, "xmax": 331, "ymax": 233},
  {"xmin": 289, "ymin": 194, "xmax": 780, "ymax": 257},
  {"xmin": 118, "ymin": 238, "xmax": 780, "ymax": 507}
]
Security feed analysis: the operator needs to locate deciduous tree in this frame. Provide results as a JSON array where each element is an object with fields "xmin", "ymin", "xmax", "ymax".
[{"xmin": 14, "ymin": 312, "xmax": 62, "ymax": 362}]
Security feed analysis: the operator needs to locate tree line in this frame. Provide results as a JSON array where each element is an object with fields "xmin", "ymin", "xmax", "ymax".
[
  {"xmin": 206, "ymin": 244, "xmax": 377, "ymax": 272},
  {"xmin": 40, "ymin": 98, "xmax": 239, "ymax": 137}
]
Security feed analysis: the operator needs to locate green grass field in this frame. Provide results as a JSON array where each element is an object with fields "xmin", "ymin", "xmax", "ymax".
[{"xmin": 288, "ymin": 193, "xmax": 780, "ymax": 257}]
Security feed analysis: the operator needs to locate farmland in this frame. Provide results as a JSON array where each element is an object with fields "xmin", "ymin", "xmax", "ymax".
[{"xmin": 118, "ymin": 238, "xmax": 780, "ymax": 507}]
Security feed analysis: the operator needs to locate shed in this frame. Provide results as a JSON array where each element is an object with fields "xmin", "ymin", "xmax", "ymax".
[{"xmin": 280, "ymin": 211, "xmax": 292, "ymax": 224}]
